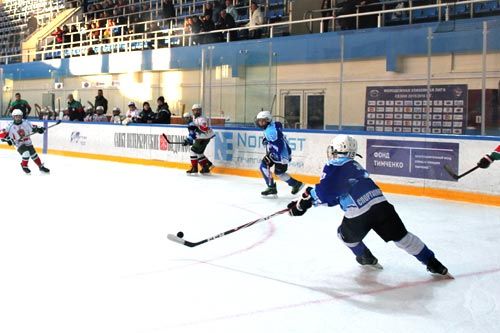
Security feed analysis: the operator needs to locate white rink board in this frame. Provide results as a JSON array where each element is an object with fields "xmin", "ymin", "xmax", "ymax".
[{"xmin": 1, "ymin": 120, "xmax": 498, "ymax": 195}]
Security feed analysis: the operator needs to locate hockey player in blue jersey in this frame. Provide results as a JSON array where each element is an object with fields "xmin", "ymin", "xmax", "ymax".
[
  {"xmin": 255, "ymin": 111, "xmax": 304, "ymax": 196},
  {"xmin": 287, "ymin": 134, "xmax": 449, "ymax": 276}
]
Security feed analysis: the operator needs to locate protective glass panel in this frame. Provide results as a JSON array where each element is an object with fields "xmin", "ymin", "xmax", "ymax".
[{"xmin": 306, "ymin": 94, "xmax": 324, "ymax": 129}]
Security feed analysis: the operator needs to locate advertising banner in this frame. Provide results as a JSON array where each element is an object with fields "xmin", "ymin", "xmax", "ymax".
[
  {"xmin": 365, "ymin": 85, "xmax": 468, "ymax": 134},
  {"xmin": 366, "ymin": 139, "xmax": 459, "ymax": 181}
]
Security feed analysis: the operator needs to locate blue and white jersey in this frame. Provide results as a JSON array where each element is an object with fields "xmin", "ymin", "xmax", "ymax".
[
  {"xmin": 310, "ymin": 157, "xmax": 386, "ymax": 218},
  {"xmin": 263, "ymin": 121, "xmax": 292, "ymax": 164}
]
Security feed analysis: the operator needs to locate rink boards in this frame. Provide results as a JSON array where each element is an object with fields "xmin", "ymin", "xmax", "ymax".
[{"xmin": 1, "ymin": 120, "xmax": 498, "ymax": 205}]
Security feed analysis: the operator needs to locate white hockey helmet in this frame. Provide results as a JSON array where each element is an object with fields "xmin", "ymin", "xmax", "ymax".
[
  {"xmin": 255, "ymin": 110, "xmax": 272, "ymax": 128},
  {"xmin": 11, "ymin": 109, "xmax": 23, "ymax": 118},
  {"xmin": 191, "ymin": 104, "xmax": 202, "ymax": 110},
  {"xmin": 327, "ymin": 134, "xmax": 358, "ymax": 160}
]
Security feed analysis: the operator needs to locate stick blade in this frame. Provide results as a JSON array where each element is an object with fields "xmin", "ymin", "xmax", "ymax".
[
  {"xmin": 443, "ymin": 164, "xmax": 459, "ymax": 180},
  {"xmin": 167, "ymin": 233, "xmax": 186, "ymax": 245}
]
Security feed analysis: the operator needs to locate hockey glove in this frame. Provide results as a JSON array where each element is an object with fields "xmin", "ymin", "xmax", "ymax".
[
  {"xmin": 287, "ymin": 187, "xmax": 314, "ymax": 217},
  {"xmin": 35, "ymin": 126, "xmax": 45, "ymax": 134},
  {"xmin": 1, "ymin": 137, "xmax": 13, "ymax": 146},
  {"xmin": 478, "ymin": 155, "xmax": 493, "ymax": 169},
  {"xmin": 262, "ymin": 137, "xmax": 268, "ymax": 145}
]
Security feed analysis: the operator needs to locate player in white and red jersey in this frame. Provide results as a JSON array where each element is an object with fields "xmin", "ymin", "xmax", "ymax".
[
  {"xmin": 183, "ymin": 104, "xmax": 215, "ymax": 174},
  {"xmin": 0, "ymin": 109, "xmax": 50, "ymax": 174}
]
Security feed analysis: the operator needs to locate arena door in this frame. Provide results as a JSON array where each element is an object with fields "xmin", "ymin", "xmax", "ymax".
[{"xmin": 280, "ymin": 90, "xmax": 325, "ymax": 129}]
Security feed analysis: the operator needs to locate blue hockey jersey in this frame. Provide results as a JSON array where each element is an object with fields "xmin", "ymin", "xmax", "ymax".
[
  {"xmin": 263, "ymin": 121, "xmax": 292, "ymax": 164},
  {"xmin": 310, "ymin": 157, "xmax": 386, "ymax": 218}
]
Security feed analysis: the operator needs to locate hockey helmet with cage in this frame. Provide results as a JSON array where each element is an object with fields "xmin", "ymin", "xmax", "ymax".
[
  {"xmin": 191, "ymin": 104, "xmax": 202, "ymax": 117},
  {"xmin": 183, "ymin": 111, "xmax": 193, "ymax": 123},
  {"xmin": 255, "ymin": 110, "xmax": 272, "ymax": 129},
  {"xmin": 12, "ymin": 109, "xmax": 23, "ymax": 124},
  {"xmin": 327, "ymin": 135, "xmax": 358, "ymax": 160}
]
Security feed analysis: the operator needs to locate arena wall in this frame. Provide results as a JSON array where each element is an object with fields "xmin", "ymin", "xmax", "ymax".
[{"xmin": 1, "ymin": 120, "xmax": 498, "ymax": 205}]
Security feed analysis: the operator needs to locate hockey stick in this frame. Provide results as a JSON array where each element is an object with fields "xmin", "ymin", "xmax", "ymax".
[
  {"xmin": 22, "ymin": 120, "xmax": 62, "ymax": 139},
  {"xmin": 167, "ymin": 208, "xmax": 290, "ymax": 247},
  {"xmin": 161, "ymin": 133, "xmax": 185, "ymax": 144},
  {"xmin": 443, "ymin": 164, "xmax": 479, "ymax": 180},
  {"xmin": 2, "ymin": 120, "xmax": 62, "ymax": 144}
]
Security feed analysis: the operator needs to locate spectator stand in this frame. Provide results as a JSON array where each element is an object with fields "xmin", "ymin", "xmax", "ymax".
[
  {"xmin": 0, "ymin": 0, "xmax": 78, "ymax": 65},
  {"xmin": 1, "ymin": 0, "xmax": 500, "ymax": 64}
]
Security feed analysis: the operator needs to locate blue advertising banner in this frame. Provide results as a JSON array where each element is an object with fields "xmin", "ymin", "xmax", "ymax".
[
  {"xmin": 366, "ymin": 139, "xmax": 459, "ymax": 181},
  {"xmin": 365, "ymin": 85, "xmax": 468, "ymax": 134}
]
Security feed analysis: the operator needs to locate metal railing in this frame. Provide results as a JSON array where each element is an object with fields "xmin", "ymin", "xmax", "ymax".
[{"xmin": 0, "ymin": 0, "xmax": 498, "ymax": 64}]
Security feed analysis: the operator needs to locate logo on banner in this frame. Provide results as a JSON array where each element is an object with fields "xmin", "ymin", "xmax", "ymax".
[
  {"xmin": 70, "ymin": 131, "xmax": 87, "ymax": 145},
  {"xmin": 214, "ymin": 131, "xmax": 306, "ymax": 162},
  {"xmin": 214, "ymin": 132, "xmax": 234, "ymax": 161}
]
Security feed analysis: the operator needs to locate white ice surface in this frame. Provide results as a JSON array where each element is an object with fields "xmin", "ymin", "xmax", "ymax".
[{"xmin": 0, "ymin": 149, "xmax": 499, "ymax": 333}]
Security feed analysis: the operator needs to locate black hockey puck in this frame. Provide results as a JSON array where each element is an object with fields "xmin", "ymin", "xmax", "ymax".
[{"xmin": 177, "ymin": 231, "xmax": 184, "ymax": 238}]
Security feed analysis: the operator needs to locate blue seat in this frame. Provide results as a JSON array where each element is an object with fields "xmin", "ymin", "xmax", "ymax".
[{"xmin": 475, "ymin": 1, "xmax": 499, "ymax": 13}]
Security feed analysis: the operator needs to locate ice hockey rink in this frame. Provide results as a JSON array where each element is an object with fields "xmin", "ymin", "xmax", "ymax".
[{"xmin": 0, "ymin": 149, "xmax": 499, "ymax": 333}]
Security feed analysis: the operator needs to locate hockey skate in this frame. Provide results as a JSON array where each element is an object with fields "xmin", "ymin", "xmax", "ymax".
[
  {"xmin": 261, "ymin": 183, "xmax": 277, "ymax": 197},
  {"xmin": 356, "ymin": 248, "xmax": 383, "ymax": 269},
  {"xmin": 21, "ymin": 163, "xmax": 31, "ymax": 174},
  {"xmin": 200, "ymin": 162, "xmax": 213, "ymax": 174},
  {"xmin": 426, "ymin": 257, "xmax": 450, "ymax": 277},
  {"xmin": 186, "ymin": 165, "xmax": 198, "ymax": 174},
  {"xmin": 39, "ymin": 165, "xmax": 50, "ymax": 174},
  {"xmin": 291, "ymin": 181, "xmax": 305, "ymax": 195}
]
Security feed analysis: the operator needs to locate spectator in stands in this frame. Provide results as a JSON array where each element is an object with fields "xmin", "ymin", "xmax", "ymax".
[
  {"xmin": 204, "ymin": 2, "xmax": 214, "ymax": 19},
  {"xmin": 122, "ymin": 101, "xmax": 140, "ymax": 125},
  {"xmin": 337, "ymin": 0, "xmax": 357, "ymax": 30},
  {"xmin": 137, "ymin": 101, "xmax": 155, "ymax": 123},
  {"xmin": 94, "ymin": 106, "xmax": 108, "ymax": 122},
  {"xmin": 163, "ymin": 0, "xmax": 176, "ymax": 19},
  {"xmin": 9, "ymin": 92, "xmax": 32, "ymax": 119},
  {"xmin": 104, "ymin": 18, "xmax": 116, "ymax": 43},
  {"xmin": 155, "ymin": 96, "xmax": 171, "ymax": 124},
  {"xmin": 51, "ymin": 27, "xmax": 64, "ymax": 45},
  {"xmin": 212, "ymin": 1, "xmax": 223, "ymax": 24},
  {"xmin": 128, "ymin": 6, "xmax": 140, "ymax": 25},
  {"xmin": 200, "ymin": 14, "xmax": 218, "ymax": 44},
  {"xmin": 84, "ymin": 107, "xmax": 95, "ymax": 122},
  {"xmin": 63, "ymin": 25, "xmax": 71, "ymax": 46},
  {"xmin": 67, "ymin": 94, "xmax": 85, "ymax": 121},
  {"xmin": 189, "ymin": 16, "xmax": 202, "ymax": 45},
  {"xmin": 225, "ymin": 0, "xmax": 238, "ymax": 20},
  {"xmin": 246, "ymin": 2, "xmax": 264, "ymax": 39},
  {"xmin": 139, "ymin": 3, "xmax": 151, "ymax": 21},
  {"xmin": 27, "ymin": 13, "xmax": 38, "ymax": 35},
  {"xmin": 70, "ymin": 25, "xmax": 80, "ymax": 46},
  {"xmin": 94, "ymin": 89, "xmax": 108, "ymax": 114},
  {"xmin": 321, "ymin": 0, "xmax": 333, "ymax": 32},
  {"xmin": 111, "ymin": 107, "xmax": 123, "ymax": 124},
  {"xmin": 80, "ymin": 23, "xmax": 89, "ymax": 45},
  {"xmin": 358, "ymin": 0, "xmax": 381, "ymax": 29},
  {"xmin": 113, "ymin": 8, "xmax": 126, "ymax": 27},
  {"xmin": 217, "ymin": 9, "xmax": 237, "ymax": 41}
]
